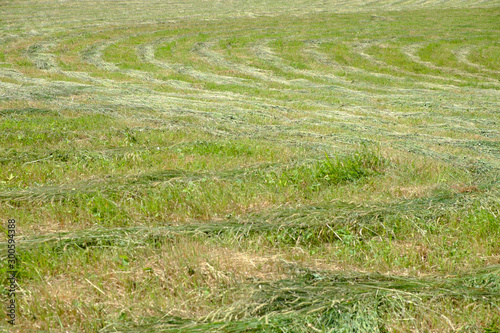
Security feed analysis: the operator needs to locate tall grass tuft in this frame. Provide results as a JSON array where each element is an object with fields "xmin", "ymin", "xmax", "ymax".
[
  {"xmin": 273, "ymin": 146, "xmax": 386, "ymax": 189},
  {"xmin": 318, "ymin": 147, "xmax": 385, "ymax": 184}
]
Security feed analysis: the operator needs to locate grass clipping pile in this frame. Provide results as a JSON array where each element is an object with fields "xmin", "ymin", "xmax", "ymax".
[{"xmin": 111, "ymin": 267, "xmax": 500, "ymax": 332}]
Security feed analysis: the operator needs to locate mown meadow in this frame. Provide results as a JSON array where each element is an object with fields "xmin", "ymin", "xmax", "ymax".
[{"xmin": 0, "ymin": 0, "xmax": 499, "ymax": 331}]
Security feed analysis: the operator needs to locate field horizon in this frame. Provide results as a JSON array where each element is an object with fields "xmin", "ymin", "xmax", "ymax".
[{"xmin": 1, "ymin": 0, "xmax": 499, "ymax": 331}]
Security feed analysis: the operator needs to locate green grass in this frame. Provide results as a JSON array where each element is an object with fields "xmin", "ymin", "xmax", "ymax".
[
  {"xmin": 0, "ymin": 0, "xmax": 499, "ymax": 332},
  {"xmin": 469, "ymin": 45, "xmax": 500, "ymax": 71}
]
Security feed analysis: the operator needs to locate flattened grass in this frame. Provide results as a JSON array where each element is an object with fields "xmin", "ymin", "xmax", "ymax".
[{"xmin": 0, "ymin": 0, "xmax": 499, "ymax": 332}]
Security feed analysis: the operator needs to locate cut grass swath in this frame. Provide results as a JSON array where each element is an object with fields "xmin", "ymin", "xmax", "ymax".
[{"xmin": 105, "ymin": 267, "xmax": 500, "ymax": 332}]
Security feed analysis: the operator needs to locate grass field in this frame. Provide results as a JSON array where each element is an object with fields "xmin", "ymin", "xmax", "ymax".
[{"xmin": 0, "ymin": 0, "xmax": 499, "ymax": 331}]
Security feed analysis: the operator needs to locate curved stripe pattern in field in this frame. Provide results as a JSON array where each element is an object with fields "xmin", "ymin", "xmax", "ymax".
[
  {"xmin": 1, "ymin": 7, "xmax": 499, "ymax": 156},
  {"xmin": 0, "ymin": 0, "xmax": 499, "ymax": 332}
]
